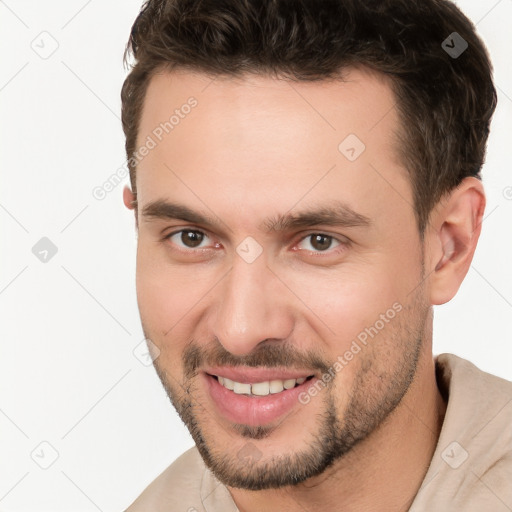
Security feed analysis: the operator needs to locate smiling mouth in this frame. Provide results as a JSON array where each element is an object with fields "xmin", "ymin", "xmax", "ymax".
[{"xmin": 209, "ymin": 374, "xmax": 315, "ymax": 397}]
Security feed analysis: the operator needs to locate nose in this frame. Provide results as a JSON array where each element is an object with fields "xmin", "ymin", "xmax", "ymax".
[{"xmin": 211, "ymin": 256, "xmax": 294, "ymax": 356}]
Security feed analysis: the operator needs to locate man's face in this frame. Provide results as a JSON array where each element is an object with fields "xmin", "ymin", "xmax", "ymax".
[{"xmin": 132, "ymin": 68, "xmax": 430, "ymax": 489}]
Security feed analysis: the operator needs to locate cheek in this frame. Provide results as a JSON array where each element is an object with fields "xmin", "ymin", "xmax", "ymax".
[
  {"xmin": 289, "ymin": 262, "xmax": 405, "ymax": 342},
  {"xmin": 135, "ymin": 242, "xmax": 220, "ymax": 342},
  {"xmin": 135, "ymin": 243, "xmax": 191, "ymax": 335},
  {"xmin": 136, "ymin": 262, "xmax": 196, "ymax": 376}
]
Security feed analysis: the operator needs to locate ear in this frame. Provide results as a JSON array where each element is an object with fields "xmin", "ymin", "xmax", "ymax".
[
  {"xmin": 425, "ymin": 177, "xmax": 486, "ymax": 305},
  {"xmin": 123, "ymin": 185, "xmax": 138, "ymax": 228}
]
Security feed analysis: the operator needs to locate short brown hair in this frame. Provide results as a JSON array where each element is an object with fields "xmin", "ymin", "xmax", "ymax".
[{"xmin": 121, "ymin": 0, "xmax": 496, "ymax": 234}]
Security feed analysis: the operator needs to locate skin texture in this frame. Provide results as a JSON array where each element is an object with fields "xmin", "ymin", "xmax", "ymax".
[{"xmin": 124, "ymin": 67, "xmax": 485, "ymax": 511}]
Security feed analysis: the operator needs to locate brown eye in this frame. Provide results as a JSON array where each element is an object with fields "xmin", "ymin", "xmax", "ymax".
[
  {"xmin": 181, "ymin": 230, "xmax": 204, "ymax": 248},
  {"xmin": 309, "ymin": 234, "xmax": 333, "ymax": 251},
  {"xmin": 295, "ymin": 233, "xmax": 344, "ymax": 254}
]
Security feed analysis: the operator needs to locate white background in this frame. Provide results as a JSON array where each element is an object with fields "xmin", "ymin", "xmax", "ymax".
[{"xmin": 1, "ymin": 0, "xmax": 511, "ymax": 510}]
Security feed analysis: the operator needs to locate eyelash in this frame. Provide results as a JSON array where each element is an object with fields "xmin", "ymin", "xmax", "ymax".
[{"xmin": 162, "ymin": 229, "xmax": 350, "ymax": 256}]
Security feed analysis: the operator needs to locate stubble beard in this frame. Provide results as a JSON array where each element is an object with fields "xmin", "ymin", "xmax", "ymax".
[{"xmin": 147, "ymin": 290, "xmax": 428, "ymax": 490}]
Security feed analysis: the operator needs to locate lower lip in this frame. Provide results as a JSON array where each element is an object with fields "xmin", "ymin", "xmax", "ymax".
[{"xmin": 204, "ymin": 373, "xmax": 314, "ymax": 426}]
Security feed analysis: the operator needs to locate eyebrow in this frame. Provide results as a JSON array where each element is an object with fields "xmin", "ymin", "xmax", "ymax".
[
  {"xmin": 141, "ymin": 199, "xmax": 372, "ymax": 232},
  {"xmin": 142, "ymin": 200, "xmax": 220, "ymax": 228},
  {"xmin": 262, "ymin": 203, "xmax": 371, "ymax": 231}
]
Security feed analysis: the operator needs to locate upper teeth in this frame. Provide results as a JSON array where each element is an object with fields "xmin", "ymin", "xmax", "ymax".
[{"xmin": 217, "ymin": 376, "xmax": 307, "ymax": 396}]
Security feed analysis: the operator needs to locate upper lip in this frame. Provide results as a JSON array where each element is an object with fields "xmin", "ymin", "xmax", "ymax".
[{"xmin": 204, "ymin": 367, "xmax": 315, "ymax": 383}]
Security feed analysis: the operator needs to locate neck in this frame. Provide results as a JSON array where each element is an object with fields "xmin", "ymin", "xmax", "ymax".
[{"xmin": 228, "ymin": 344, "xmax": 447, "ymax": 512}]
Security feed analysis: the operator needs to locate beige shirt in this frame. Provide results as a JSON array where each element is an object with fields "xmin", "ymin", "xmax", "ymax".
[{"xmin": 126, "ymin": 354, "xmax": 512, "ymax": 511}]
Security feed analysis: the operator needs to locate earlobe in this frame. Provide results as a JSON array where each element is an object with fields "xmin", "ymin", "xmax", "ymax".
[{"xmin": 428, "ymin": 177, "xmax": 486, "ymax": 305}]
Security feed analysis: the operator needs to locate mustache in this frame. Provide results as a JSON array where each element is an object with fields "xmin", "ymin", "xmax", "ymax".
[{"xmin": 182, "ymin": 338, "xmax": 332, "ymax": 379}]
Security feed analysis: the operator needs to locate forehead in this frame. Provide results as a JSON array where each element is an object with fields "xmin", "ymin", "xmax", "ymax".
[
  {"xmin": 138, "ymin": 67, "xmax": 401, "ymax": 149},
  {"xmin": 135, "ymin": 67, "xmax": 413, "ymax": 235}
]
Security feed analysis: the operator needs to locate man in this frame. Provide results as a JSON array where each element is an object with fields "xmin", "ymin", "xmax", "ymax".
[{"xmin": 121, "ymin": 0, "xmax": 512, "ymax": 510}]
